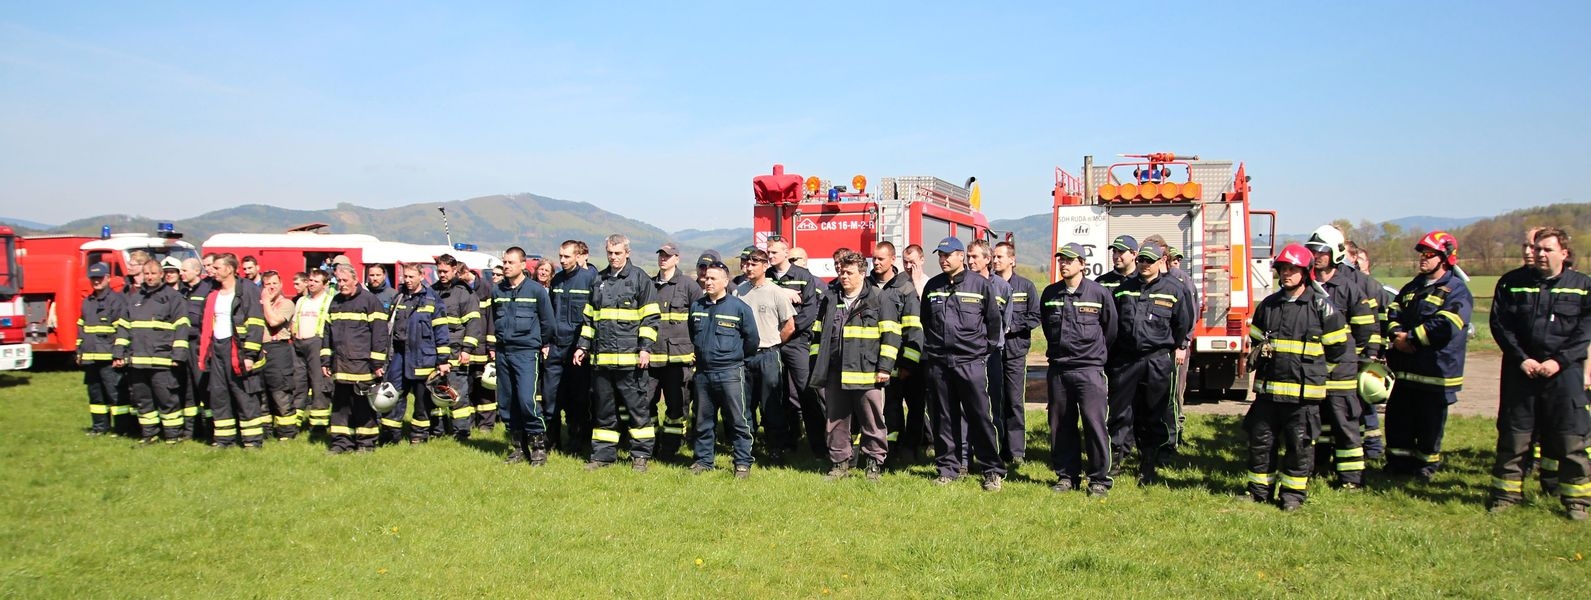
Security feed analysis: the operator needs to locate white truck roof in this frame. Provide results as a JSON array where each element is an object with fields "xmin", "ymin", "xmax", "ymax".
[{"xmin": 202, "ymin": 232, "xmax": 382, "ymax": 249}]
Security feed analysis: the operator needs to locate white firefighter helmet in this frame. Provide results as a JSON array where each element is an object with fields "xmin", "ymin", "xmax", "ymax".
[
  {"xmin": 1359, "ymin": 362, "xmax": 1394, "ymax": 404},
  {"xmin": 427, "ymin": 373, "xmax": 461, "ymax": 407},
  {"xmin": 366, "ymin": 381, "xmax": 400, "ymax": 412},
  {"xmin": 1305, "ymin": 225, "xmax": 1348, "ymax": 264},
  {"xmin": 479, "ymin": 362, "xmax": 497, "ymax": 391}
]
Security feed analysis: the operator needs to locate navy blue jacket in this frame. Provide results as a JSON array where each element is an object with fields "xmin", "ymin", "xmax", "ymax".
[
  {"xmin": 920, "ymin": 269, "xmax": 1003, "ymax": 364},
  {"xmin": 689, "ymin": 293, "xmax": 759, "ymax": 371},
  {"xmin": 1002, "ymin": 273, "xmax": 1042, "ymax": 356},
  {"xmin": 389, "ymin": 285, "xmax": 449, "ymax": 379},
  {"xmin": 491, "ymin": 275, "xmax": 554, "ymax": 351},
  {"xmin": 1110, "ymin": 273, "xmax": 1195, "ymax": 361},
  {"xmin": 548, "ymin": 265, "xmax": 598, "ymax": 353},
  {"xmin": 1386, "ymin": 269, "xmax": 1472, "ymax": 393},
  {"xmin": 1039, "ymin": 277, "xmax": 1118, "ymax": 369}
]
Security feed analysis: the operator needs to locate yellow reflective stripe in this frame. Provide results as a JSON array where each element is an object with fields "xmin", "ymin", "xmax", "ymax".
[
  {"xmin": 640, "ymin": 303, "xmax": 661, "ymax": 317},
  {"xmin": 171, "ymin": 340, "xmax": 189, "ymax": 349},
  {"xmin": 451, "ymin": 406, "xmax": 475, "ymax": 419},
  {"xmin": 595, "ymin": 307, "xmax": 644, "ymax": 321},
  {"xmin": 333, "ymin": 372, "xmax": 375, "ymax": 382},
  {"xmin": 842, "ymin": 326, "xmax": 880, "ymax": 340},
  {"xmin": 414, "ymin": 367, "xmax": 436, "ymax": 376},
  {"xmin": 1414, "ymin": 324, "xmax": 1430, "ymax": 346},
  {"xmin": 840, "ymin": 371, "xmax": 876, "ymax": 386},
  {"xmin": 114, "ymin": 338, "xmax": 131, "ymax": 346},
  {"xmin": 369, "ymin": 352, "xmax": 387, "ymax": 361},
  {"xmin": 900, "ymin": 315, "xmax": 922, "ymax": 328},
  {"xmin": 926, "ymin": 291, "xmax": 951, "ymax": 300},
  {"xmin": 1247, "ymin": 472, "xmax": 1274, "ymax": 486},
  {"xmin": 1393, "ymin": 371, "xmax": 1463, "ymax": 388},
  {"xmin": 1320, "ymin": 327, "xmax": 1350, "ymax": 345},
  {"xmin": 592, "ymin": 429, "xmax": 621, "ymax": 443},
  {"xmin": 579, "ymin": 326, "xmax": 596, "ymax": 340},
  {"xmin": 1148, "ymin": 293, "xmax": 1179, "ymax": 302},
  {"xmin": 879, "ymin": 321, "xmax": 902, "ymax": 335},
  {"xmin": 1255, "ymin": 380, "xmax": 1327, "ymax": 399},
  {"xmin": 1552, "ymin": 287, "xmax": 1589, "ymax": 296},
  {"xmin": 380, "ymin": 418, "xmax": 404, "ymax": 428},
  {"xmin": 594, "ymin": 353, "xmax": 640, "ymax": 366},
  {"xmin": 1334, "ymin": 447, "xmax": 1364, "ymax": 459},
  {"xmin": 1349, "ymin": 314, "xmax": 1378, "ymax": 325},
  {"xmin": 1271, "ymin": 339, "xmax": 1324, "ymax": 356},
  {"xmin": 1278, "ymin": 474, "xmax": 1308, "ymax": 491},
  {"xmin": 89, "ymin": 404, "xmax": 110, "ymax": 414},
  {"xmin": 1423, "ymin": 295, "xmax": 1442, "ymax": 307},
  {"xmin": 328, "ymin": 425, "xmax": 354, "ymax": 435},
  {"xmin": 953, "ymin": 292, "xmax": 984, "ymax": 301},
  {"xmin": 83, "ymin": 325, "xmax": 117, "ymax": 334},
  {"xmin": 353, "ymin": 426, "xmax": 381, "ymax": 436},
  {"xmin": 659, "ymin": 313, "xmax": 689, "ymax": 322},
  {"xmin": 1249, "ymin": 325, "xmax": 1264, "ymax": 341},
  {"xmin": 328, "ymin": 312, "xmax": 385, "ymax": 322},
  {"xmin": 242, "ymin": 341, "xmax": 262, "ymax": 351},
  {"xmin": 1561, "ymin": 482, "xmax": 1591, "ymax": 497},
  {"xmin": 629, "ymin": 427, "xmax": 656, "ymax": 439},
  {"xmin": 1436, "ymin": 310, "xmax": 1464, "ymax": 330},
  {"xmin": 432, "ymin": 316, "xmax": 459, "ymax": 325},
  {"xmin": 880, "ymin": 345, "xmax": 899, "ymax": 360},
  {"xmin": 902, "ymin": 347, "xmax": 921, "ymax": 362},
  {"xmin": 639, "ymin": 327, "xmax": 658, "ymax": 341},
  {"xmin": 461, "ymin": 336, "xmax": 479, "ymax": 346},
  {"xmin": 129, "ymin": 356, "xmax": 175, "ymax": 367},
  {"xmin": 1325, "ymin": 380, "xmax": 1357, "ymax": 391},
  {"xmin": 126, "ymin": 320, "xmax": 178, "ymax": 330},
  {"xmin": 1492, "ymin": 478, "xmax": 1524, "ymax": 493},
  {"xmin": 82, "ymin": 352, "xmax": 114, "ymax": 361}
]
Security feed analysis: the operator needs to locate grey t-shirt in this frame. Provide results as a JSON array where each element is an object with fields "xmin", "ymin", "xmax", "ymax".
[{"xmin": 735, "ymin": 279, "xmax": 796, "ymax": 349}]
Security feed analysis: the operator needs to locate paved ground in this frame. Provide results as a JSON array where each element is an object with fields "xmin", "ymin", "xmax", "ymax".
[{"xmin": 1025, "ymin": 351, "xmax": 1507, "ymax": 418}]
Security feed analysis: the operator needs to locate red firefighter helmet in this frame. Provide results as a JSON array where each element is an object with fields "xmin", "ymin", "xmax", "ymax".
[
  {"xmin": 1273, "ymin": 243, "xmax": 1315, "ymax": 278},
  {"xmin": 1415, "ymin": 231, "xmax": 1459, "ymax": 266}
]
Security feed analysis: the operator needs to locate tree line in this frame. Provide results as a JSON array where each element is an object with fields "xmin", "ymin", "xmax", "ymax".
[{"xmin": 1331, "ymin": 202, "xmax": 1590, "ymax": 278}]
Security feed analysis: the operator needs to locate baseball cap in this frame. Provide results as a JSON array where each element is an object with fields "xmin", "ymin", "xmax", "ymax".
[
  {"xmin": 1137, "ymin": 244, "xmax": 1165, "ymax": 262},
  {"xmin": 696, "ymin": 250, "xmax": 722, "ymax": 267},
  {"xmin": 657, "ymin": 243, "xmax": 680, "ymax": 257},
  {"xmin": 160, "ymin": 256, "xmax": 182, "ymax": 270},
  {"xmin": 934, "ymin": 237, "xmax": 966, "ymax": 254},
  {"xmin": 1166, "ymin": 246, "xmax": 1185, "ymax": 259},
  {"xmin": 86, "ymin": 263, "xmax": 110, "ymax": 279},
  {"xmin": 1109, "ymin": 235, "xmax": 1139, "ymax": 253},
  {"xmin": 739, "ymin": 246, "xmax": 757, "ymax": 260},
  {"xmin": 1054, "ymin": 243, "xmax": 1086, "ymax": 260}
]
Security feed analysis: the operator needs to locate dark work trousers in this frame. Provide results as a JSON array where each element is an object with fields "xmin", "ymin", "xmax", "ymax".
[
  {"xmin": 999, "ymin": 343, "xmax": 1029, "ymax": 462},
  {"xmin": 294, "ymin": 337, "xmax": 331, "ymax": 428},
  {"xmin": 1360, "ymin": 400, "xmax": 1385, "ymax": 458},
  {"xmin": 822, "ymin": 376, "xmax": 888, "ymax": 467},
  {"xmin": 1491, "ymin": 367, "xmax": 1591, "ymax": 508},
  {"xmin": 495, "ymin": 348, "xmax": 546, "ymax": 438},
  {"xmin": 1315, "ymin": 392, "xmax": 1365, "ymax": 485},
  {"xmin": 591, "ymin": 368, "xmax": 654, "ymax": 464},
  {"xmin": 1245, "ymin": 400, "xmax": 1320, "ymax": 506},
  {"xmin": 779, "ymin": 334, "xmax": 823, "ymax": 454},
  {"xmin": 1047, "ymin": 366, "xmax": 1112, "ymax": 489},
  {"xmin": 379, "ymin": 345, "xmax": 431, "ymax": 443},
  {"xmin": 980, "ymin": 348, "xmax": 1004, "ymax": 463},
  {"xmin": 745, "ymin": 348, "xmax": 783, "ymax": 443},
  {"xmin": 1106, "ymin": 350, "xmax": 1176, "ymax": 475},
  {"xmin": 177, "ymin": 357, "xmax": 202, "ymax": 440},
  {"xmin": 927, "ymin": 358, "xmax": 1005, "ymax": 479},
  {"xmin": 543, "ymin": 348, "xmax": 591, "ymax": 453},
  {"xmin": 124, "ymin": 368, "xmax": 179, "ymax": 440},
  {"xmin": 84, "ymin": 362, "xmax": 120, "ymax": 434},
  {"xmin": 113, "ymin": 370, "xmax": 138, "ymax": 436},
  {"xmin": 691, "ymin": 366, "xmax": 753, "ymax": 468},
  {"xmin": 1383, "ymin": 386, "xmax": 1454, "ymax": 477},
  {"xmin": 471, "ymin": 360, "xmax": 498, "ymax": 432},
  {"xmin": 261, "ymin": 341, "xmax": 299, "ymax": 439},
  {"xmin": 650, "ymin": 362, "xmax": 693, "ymax": 458},
  {"xmin": 329, "ymin": 382, "xmax": 378, "ymax": 451},
  {"xmin": 440, "ymin": 367, "xmax": 474, "ymax": 438},
  {"xmin": 207, "ymin": 338, "xmax": 264, "ymax": 447}
]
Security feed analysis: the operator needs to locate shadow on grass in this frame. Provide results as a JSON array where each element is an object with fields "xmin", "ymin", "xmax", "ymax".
[{"xmin": 0, "ymin": 373, "xmax": 31, "ymax": 388}]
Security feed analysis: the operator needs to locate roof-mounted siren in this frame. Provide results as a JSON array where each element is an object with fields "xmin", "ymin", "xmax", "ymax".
[
  {"xmin": 753, "ymin": 164, "xmax": 805, "ymax": 206},
  {"xmin": 1097, "ymin": 152, "xmax": 1203, "ymax": 202},
  {"xmin": 453, "ymin": 242, "xmax": 478, "ymax": 252},
  {"xmin": 156, "ymin": 222, "xmax": 183, "ymax": 239},
  {"xmin": 101, "ymin": 225, "xmax": 112, "ymax": 240}
]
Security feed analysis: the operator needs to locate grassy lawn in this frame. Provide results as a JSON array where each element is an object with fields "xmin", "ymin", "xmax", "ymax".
[{"xmin": 2, "ymin": 369, "xmax": 1587, "ymax": 597}]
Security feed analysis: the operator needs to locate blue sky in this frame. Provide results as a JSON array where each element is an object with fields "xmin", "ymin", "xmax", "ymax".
[{"xmin": 2, "ymin": 2, "xmax": 1587, "ymax": 234}]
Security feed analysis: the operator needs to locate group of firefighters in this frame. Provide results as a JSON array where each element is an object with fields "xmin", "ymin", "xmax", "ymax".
[{"xmin": 73, "ymin": 225, "xmax": 1590, "ymax": 518}]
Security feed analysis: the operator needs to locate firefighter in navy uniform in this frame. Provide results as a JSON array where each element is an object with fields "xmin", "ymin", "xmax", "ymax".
[
  {"xmin": 115, "ymin": 260, "xmax": 191, "ymax": 444},
  {"xmin": 1106, "ymin": 240, "xmax": 1194, "ymax": 484},
  {"xmin": 920, "ymin": 237, "xmax": 1007, "ymax": 491},
  {"xmin": 1244, "ymin": 243, "xmax": 1352, "ymax": 510},
  {"xmin": 491, "ymin": 247, "xmax": 556, "ymax": 465},
  {"xmin": 649, "ymin": 243, "xmax": 703, "ymax": 459},
  {"xmin": 176, "ymin": 258, "xmax": 214, "ymax": 440},
  {"xmin": 992, "ymin": 241, "xmax": 1041, "ymax": 466},
  {"xmin": 322, "ymin": 263, "xmax": 391, "ymax": 453},
  {"xmin": 546, "ymin": 241, "xmax": 598, "ymax": 454},
  {"xmin": 574, "ymin": 234, "xmax": 662, "ymax": 471},
  {"xmin": 1041, "ymin": 243, "xmax": 1119, "ymax": 496},
  {"xmin": 79, "ymin": 263, "xmax": 126, "ymax": 436},
  {"xmin": 869, "ymin": 241, "xmax": 924, "ymax": 464},
  {"xmin": 434, "ymin": 254, "xmax": 485, "ymax": 440},
  {"xmin": 463, "ymin": 259, "xmax": 495, "ymax": 433},
  {"xmin": 1384, "ymin": 231, "xmax": 1473, "ymax": 480},
  {"xmin": 380, "ymin": 264, "xmax": 451, "ymax": 444},
  {"xmin": 766, "ymin": 238, "xmax": 826, "ymax": 456},
  {"xmin": 1095, "ymin": 235, "xmax": 1139, "ymax": 293},
  {"xmin": 687, "ymin": 260, "xmax": 761, "ymax": 478},
  {"xmin": 1305, "ymin": 225, "xmax": 1379, "ymax": 488},
  {"xmin": 1488, "ymin": 228, "xmax": 1591, "ymax": 519}
]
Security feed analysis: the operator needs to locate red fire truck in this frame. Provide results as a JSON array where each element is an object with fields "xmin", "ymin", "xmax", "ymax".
[
  {"xmin": 1050, "ymin": 153, "xmax": 1278, "ymax": 398},
  {"xmin": 20, "ymin": 226, "xmax": 200, "ymax": 355},
  {"xmin": 0, "ymin": 226, "xmax": 29, "ymax": 370},
  {"xmin": 752, "ymin": 164, "xmax": 995, "ymax": 278}
]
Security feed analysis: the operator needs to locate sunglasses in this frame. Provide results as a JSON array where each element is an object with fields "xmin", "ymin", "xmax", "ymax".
[
  {"xmin": 1418, "ymin": 250, "xmax": 1442, "ymax": 260},
  {"xmin": 1135, "ymin": 256, "xmax": 1158, "ymax": 264}
]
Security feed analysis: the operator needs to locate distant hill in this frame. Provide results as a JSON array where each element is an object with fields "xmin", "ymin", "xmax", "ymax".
[
  {"xmin": 1384, "ymin": 215, "xmax": 1485, "ymax": 233},
  {"xmin": 990, "ymin": 214, "xmax": 1053, "ymax": 269},
  {"xmin": 0, "ymin": 217, "xmax": 55, "ymax": 232},
  {"xmin": 1347, "ymin": 201, "xmax": 1589, "ymax": 277},
  {"xmin": 38, "ymin": 194, "xmax": 748, "ymax": 261},
  {"xmin": 671, "ymin": 228, "xmax": 752, "ymax": 256}
]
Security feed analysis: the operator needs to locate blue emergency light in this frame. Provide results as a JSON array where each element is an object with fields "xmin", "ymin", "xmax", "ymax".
[
  {"xmin": 828, "ymin": 188, "xmax": 840, "ymax": 201},
  {"xmin": 100, "ymin": 226, "xmax": 111, "ymax": 239},
  {"xmin": 453, "ymin": 242, "xmax": 478, "ymax": 251},
  {"xmin": 157, "ymin": 222, "xmax": 175, "ymax": 233}
]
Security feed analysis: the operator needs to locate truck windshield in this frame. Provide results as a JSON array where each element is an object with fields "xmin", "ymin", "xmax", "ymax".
[
  {"xmin": 0, "ymin": 234, "xmax": 18, "ymax": 293},
  {"xmin": 125, "ymin": 246, "xmax": 200, "ymax": 266}
]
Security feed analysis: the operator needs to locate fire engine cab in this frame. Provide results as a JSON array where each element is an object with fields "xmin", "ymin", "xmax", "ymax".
[
  {"xmin": 752, "ymin": 164, "xmax": 995, "ymax": 278},
  {"xmin": 0, "ymin": 226, "xmax": 28, "ymax": 370},
  {"xmin": 19, "ymin": 225, "xmax": 199, "ymax": 355},
  {"xmin": 1051, "ymin": 153, "xmax": 1278, "ymax": 398}
]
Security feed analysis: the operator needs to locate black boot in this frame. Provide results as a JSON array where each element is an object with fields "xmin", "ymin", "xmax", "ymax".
[
  {"xmin": 529, "ymin": 434, "xmax": 549, "ymax": 466},
  {"xmin": 504, "ymin": 431, "xmax": 526, "ymax": 464}
]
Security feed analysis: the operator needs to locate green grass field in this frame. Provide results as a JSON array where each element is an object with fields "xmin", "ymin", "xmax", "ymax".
[{"xmin": 2, "ymin": 369, "xmax": 1586, "ymax": 597}]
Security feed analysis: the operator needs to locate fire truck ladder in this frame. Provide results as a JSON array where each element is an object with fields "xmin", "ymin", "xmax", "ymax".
[
  {"xmin": 876, "ymin": 198, "xmax": 908, "ymax": 250},
  {"xmin": 1187, "ymin": 162, "xmax": 1238, "ymax": 332}
]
